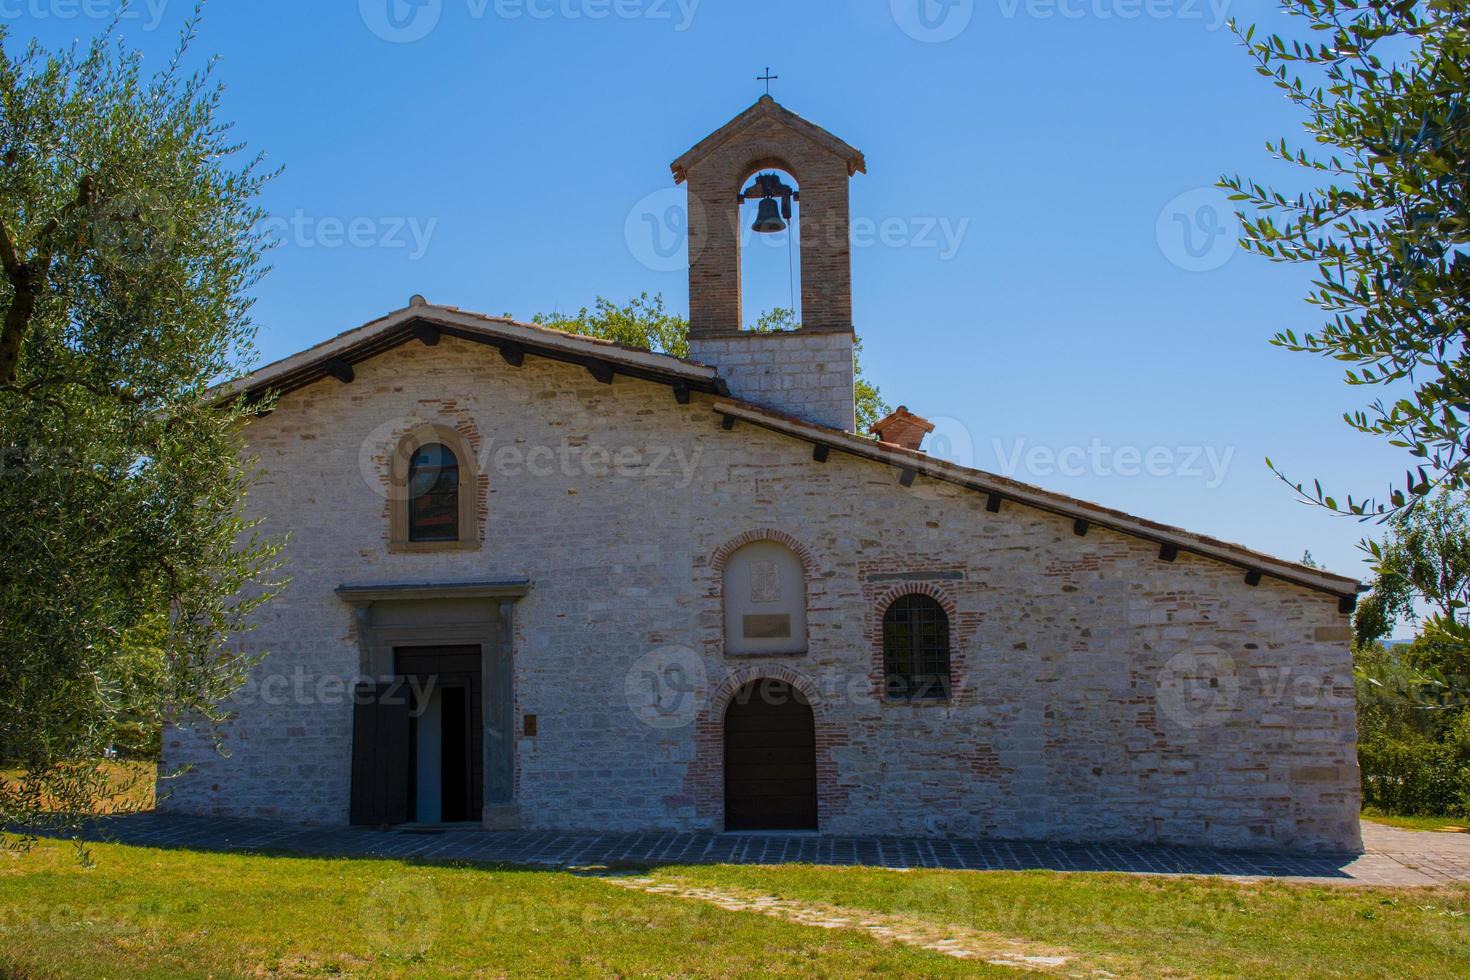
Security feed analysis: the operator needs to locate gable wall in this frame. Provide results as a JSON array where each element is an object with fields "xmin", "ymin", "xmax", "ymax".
[{"xmin": 161, "ymin": 336, "xmax": 1361, "ymax": 852}]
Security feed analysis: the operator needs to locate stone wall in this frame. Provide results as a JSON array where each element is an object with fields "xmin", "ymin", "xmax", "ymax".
[
  {"xmin": 161, "ymin": 336, "xmax": 1362, "ymax": 853},
  {"xmin": 690, "ymin": 330, "xmax": 855, "ymax": 432}
]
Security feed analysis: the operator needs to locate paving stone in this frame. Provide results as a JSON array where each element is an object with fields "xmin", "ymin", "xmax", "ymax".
[{"xmin": 48, "ymin": 814, "xmax": 1470, "ymax": 887}]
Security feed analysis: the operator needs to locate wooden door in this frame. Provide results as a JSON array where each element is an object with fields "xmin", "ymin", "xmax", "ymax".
[
  {"xmin": 724, "ymin": 680, "xmax": 818, "ymax": 831},
  {"xmin": 395, "ymin": 646, "xmax": 484, "ymax": 824},
  {"xmin": 350, "ymin": 681, "xmax": 412, "ymax": 826}
]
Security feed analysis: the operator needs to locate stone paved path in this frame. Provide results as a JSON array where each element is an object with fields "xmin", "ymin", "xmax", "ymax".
[
  {"xmin": 600, "ymin": 875, "xmax": 1099, "ymax": 972},
  {"xmin": 35, "ymin": 813, "xmax": 1470, "ymax": 887}
]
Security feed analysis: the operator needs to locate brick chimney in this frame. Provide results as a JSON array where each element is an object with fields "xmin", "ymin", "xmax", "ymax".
[
  {"xmin": 870, "ymin": 407, "xmax": 935, "ymax": 452},
  {"xmin": 671, "ymin": 97, "xmax": 865, "ymax": 432}
]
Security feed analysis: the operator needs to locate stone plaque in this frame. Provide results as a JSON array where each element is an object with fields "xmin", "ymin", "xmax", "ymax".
[
  {"xmin": 742, "ymin": 614, "xmax": 792, "ymax": 640},
  {"xmin": 749, "ymin": 560, "xmax": 781, "ymax": 604}
]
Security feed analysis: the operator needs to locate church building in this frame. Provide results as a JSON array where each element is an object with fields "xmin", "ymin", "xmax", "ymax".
[{"xmin": 162, "ymin": 98, "xmax": 1365, "ymax": 853}]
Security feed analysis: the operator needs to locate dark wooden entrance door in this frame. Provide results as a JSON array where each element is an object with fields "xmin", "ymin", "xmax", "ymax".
[
  {"xmin": 724, "ymin": 680, "xmax": 818, "ymax": 831},
  {"xmin": 350, "ymin": 679, "xmax": 413, "ymax": 827},
  {"xmin": 397, "ymin": 646, "xmax": 484, "ymax": 824},
  {"xmin": 349, "ymin": 646, "xmax": 483, "ymax": 827}
]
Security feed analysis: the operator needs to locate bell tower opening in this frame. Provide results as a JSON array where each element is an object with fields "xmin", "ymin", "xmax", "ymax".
[
  {"xmin": 670, "ymin": 96, "xmax": 866, "ymax": 432},
  {"xmin": 741, "ymin": 168, "xmax": 802, "ymax": 330}
]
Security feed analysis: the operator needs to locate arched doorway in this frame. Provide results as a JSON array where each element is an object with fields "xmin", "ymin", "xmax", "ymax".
[{"xmin": 723, "ymin": 679, "xmax": 817, "ymax": 831}]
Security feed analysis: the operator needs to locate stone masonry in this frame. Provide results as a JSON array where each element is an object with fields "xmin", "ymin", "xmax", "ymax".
[
  {"xmin": 161, "ymin": 334, "xmax": 1363, "ymax": 853},
  {"xmin": 689, "ymin": 331, "xmax": 855, "ymax": 432},
  {"xmin": 160, "ymin": 98, "xmax": 1362, "ymax": 855}
]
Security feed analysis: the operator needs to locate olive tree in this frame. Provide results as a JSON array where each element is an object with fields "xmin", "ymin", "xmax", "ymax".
[
  {"xmin": 1223, "ymin": 0, "xmax": 1469, "ymax": 518},
  {"xmin": 0, "ymin": 10, "xmax": 281, "ymax": 842}
]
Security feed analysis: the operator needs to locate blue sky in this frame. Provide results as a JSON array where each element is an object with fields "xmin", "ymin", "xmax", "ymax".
[{"xmin": 9, "ymin": 0, "xmax": 1410, "ymax": 590}]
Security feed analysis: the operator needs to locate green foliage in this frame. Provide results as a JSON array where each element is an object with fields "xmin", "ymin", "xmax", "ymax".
[
  {"xmin": 1358, "ymin": 709, "xmax": 1470, "ymax": 816},
  {"xmin": 1352, "ymin": 492, "xmax": 1470, "ymax": 817},
  {"xmin": 532, "ymin": 296, "xmax": 892, "ymax": 435},
  {"xmin": 1355, "ymin": 490, "xmax": 1470, "ymax": 644},
  {"xmin": 533, "ymin": 292, "xmax": 691, "ymax": 359},
  {"xmin": 0, "ymin": 12, "xmax": 282, "ymax": 841},
  {"xmin": 1223, "ymin": 0, "xmax": 1470, "ymax": 518},
  {"xmin": 1356, "ymin": 637, "xmax": 1470, "ymax": 816}
]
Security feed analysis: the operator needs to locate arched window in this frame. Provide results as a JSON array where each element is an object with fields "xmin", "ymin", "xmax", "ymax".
[
  {"xmin": 408, "ymin": 444, "xmax": 459, "ymax": 542},
  {"xmin": 882, "ymin": 595, "xmax": 950, "ymax": 701},
  {"xmin": 388, "ymin": 425, "xmax": 479, "ymax": 553},
  {"xmin": 722, "ymin": 540, "xmax": 808, "ymax": 656}
]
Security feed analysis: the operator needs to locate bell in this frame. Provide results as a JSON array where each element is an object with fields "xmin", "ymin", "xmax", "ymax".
[{"xmin": 752, "ymin": 197, "xmax": 787, "ymax": 234}]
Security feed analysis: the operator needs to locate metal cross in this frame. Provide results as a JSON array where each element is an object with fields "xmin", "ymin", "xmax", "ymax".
[{"xmin": 757, "ymin": 67, "xmax": 778, "ymax": 96}]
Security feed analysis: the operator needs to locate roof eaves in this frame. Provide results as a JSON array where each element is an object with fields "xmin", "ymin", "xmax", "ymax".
[
  {"xmin": 214, "ymin": 305, "xmax": 724, "ymax": 405},
  {"xmin": 711, "ymin": 399, "xmax": 1363, "ymax": 601}
]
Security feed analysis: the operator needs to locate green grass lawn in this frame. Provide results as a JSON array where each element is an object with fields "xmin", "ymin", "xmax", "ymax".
[
  {"xmin": 1362, "ymin": 808, "xmax": 1470, "ymax": 833},
  {"xmin": 653, "ymin": 864, "xmax": 1470, "ymax": 978},
  {"xmin": 2, "ymin": 839, "xmax": 1469, "ymax": 978}
]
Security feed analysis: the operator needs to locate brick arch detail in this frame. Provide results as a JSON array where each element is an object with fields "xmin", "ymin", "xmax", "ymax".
[
  {"xmin": 869, "ymin": 581, "xmax": 965, "ymax": 704},
  {"xmin": 709, "ymin": 528, "xmax": 819, "ymax": 578},
  {"xmin": 686, "ymin": 665, "xmax": 848, "ymax": 831},
  {"xmin": 872, "ymin": 581, "xmax": 959, "ymax": 623},
  {"xmin": 738, "ymin": 153, "xmax": 801, "ymax": 187}
]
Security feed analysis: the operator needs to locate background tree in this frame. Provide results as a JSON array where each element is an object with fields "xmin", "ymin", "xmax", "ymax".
[
  {"xmin": 534, "ymin": 295, "xmax": 893, "ymax": 433},
  {"xmin": 1355, "ymin": 490, "xmax": 1470, "ymax": 647},
  {"xmin": 1351, "ymin": 490, "xmax": 1470, "ymax": 815},
  {"xmin": 0, "ymin": 11, "xmax": 281, "ymax": 842},
  {"xmin": 1223, "ymin": 0, "xmax": 1469, "ymax": 518}
]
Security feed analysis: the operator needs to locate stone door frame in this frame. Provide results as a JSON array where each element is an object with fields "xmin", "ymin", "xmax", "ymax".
[{"xmin": 337, "ymin": 580, "xmax": 531, "ymax": 830}]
